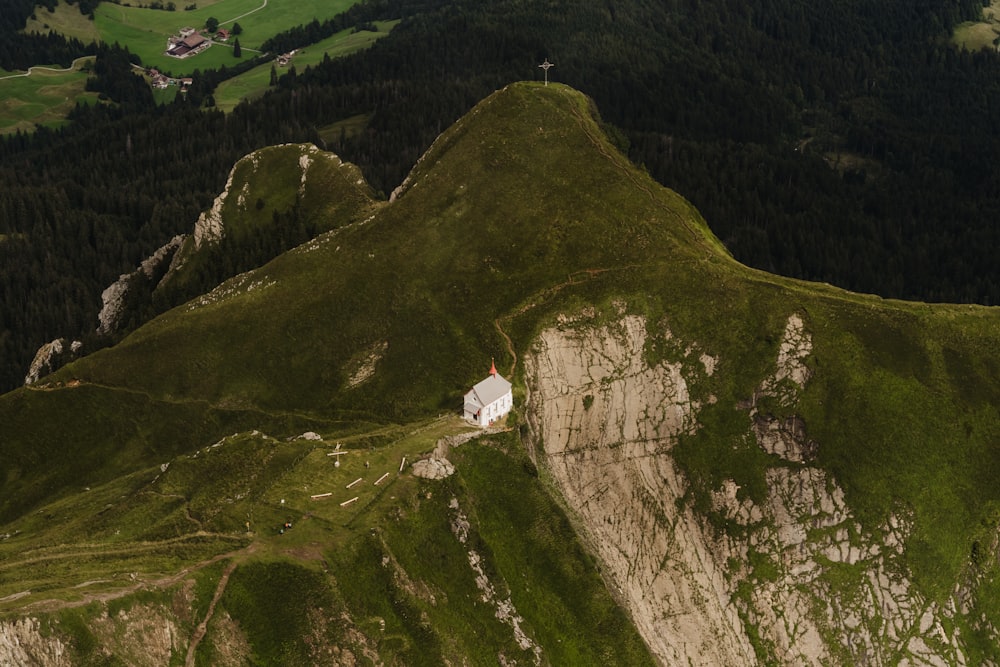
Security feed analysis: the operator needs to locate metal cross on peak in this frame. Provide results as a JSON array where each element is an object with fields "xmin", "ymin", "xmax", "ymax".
[{"xmin": 538, "ymin": 59, "xmax": 554, "ymax": 86}]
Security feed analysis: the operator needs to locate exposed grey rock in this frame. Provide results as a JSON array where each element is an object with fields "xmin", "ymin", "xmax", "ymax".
[
  {"xmin": 24, "ymin": 338, "xmax": 82, "ymax": 385},
  {"xmin": 96, "ymin": 235, "xmax": 184, "ymax": 336},
  {"xmin": 449, "ymin": 497, "xmax": 542, "ymax": 664},
  {"xmin": 411, "ymin": 458, "xmax": 455, "ymax": 480},
  {"xmin": 525, "ymin": 311, "xmax": 983, "ymax": 665},
  {"xmin": 0, "ymin": 618, "xmax": 71, "ymax": 666}
]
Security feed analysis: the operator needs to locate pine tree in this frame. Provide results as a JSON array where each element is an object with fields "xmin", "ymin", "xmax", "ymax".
[{"xmin": 233, "ymin": 38, "xmax": 241, "ymax": 58}]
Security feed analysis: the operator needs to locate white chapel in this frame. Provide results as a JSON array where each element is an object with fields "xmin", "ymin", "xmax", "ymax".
[{"xmin": 463, "ymin": 359, "xmax": 513, "ymax": 427}]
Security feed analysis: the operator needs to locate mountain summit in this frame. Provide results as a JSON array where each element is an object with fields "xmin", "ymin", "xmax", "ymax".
[{"xmin": 2, "ymin": 82, "xmax": 999, "ymax": 664}]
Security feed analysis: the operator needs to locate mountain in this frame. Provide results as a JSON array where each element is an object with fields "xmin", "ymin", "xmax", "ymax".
[{"xmin": 2, "ymin": 82, "xmax": 999, "ymax": 664}]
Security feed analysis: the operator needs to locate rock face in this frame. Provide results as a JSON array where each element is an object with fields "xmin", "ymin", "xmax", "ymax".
[
  {"xmin": 525, "ymin": 310, "xmax": 982, "ymax": 665},
  {"xmin": 448, "ymin": 497, "xmax": 542, "ymax": 664},
  {"xmin": 23, "ymin": 338, "xmax": 82, "ymax": 385},
  {"xmin": 0, "ymin": 618, "xmax": 70, "ymax": 666},
  {"xmin": 96, "ymin": 234, "xmax": 184, "ymax": 336},
  {"xmin": 411, "ymin": 457, "xmax": 456, "ymax": 480}
]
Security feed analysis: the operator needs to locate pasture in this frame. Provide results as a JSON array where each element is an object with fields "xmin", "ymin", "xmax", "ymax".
[
  {"xmin": 94, "ymin": 0, "xmax": 361, "ymax": 74},
  {"xmin": 23, "ymin": 0, "xmax": 101, "ymax": 42},
  {"xmin": 0, "ymin": 60, "xmax": 97, "ymax": 134},
  {"xmin": 214, "ymin": 20, "xmax": 398, "ymax": 112},
  {"xmin": 952, "ymin": 0, "xmax": 1000, "ymax": 51}
]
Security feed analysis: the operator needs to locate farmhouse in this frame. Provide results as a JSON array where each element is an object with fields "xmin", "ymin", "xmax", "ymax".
[
  {"xmin": 166, "ymin": 32, "xmax": 210, "ymax": 58},
  {"xmin": 463, "ymin": 360, "xmax": 513, "ymax": 427},
  {"xmin": 216, "ymin": 28, "xmax": 230, "ymax": 41}
]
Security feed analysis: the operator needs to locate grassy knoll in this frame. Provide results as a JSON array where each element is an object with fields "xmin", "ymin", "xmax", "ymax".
[
  {"xmin": 214, "ymin": 20, "xmax": 398, "ymax": 112},
  {"xmin": 952, "ymin": 0, "xmax": 1000, "ymax": 50},
  {"xmin": 0, "ymin": 416, "xmax": 654, "ymax": 664},
  {"xmin": 0, "ymin": 416, "xmax": 467, "ymax": 611},
  {"xmin": 156, "ymin": 141, "xmax": 382, "ymax": 305},
  {"xmin": 318, "ymin": 112, "xmax": 370, "ymax": 143},
  {"xmin": 22, "ymin": 0, "xmax": 101, "ymax": 42},
  {"xmin": 0, "ymin": 59, "xmax": 97, "ymax": 134},
  {"xmin": 93, "ymin": 0, "xmax": 361, "ymax": 74}
]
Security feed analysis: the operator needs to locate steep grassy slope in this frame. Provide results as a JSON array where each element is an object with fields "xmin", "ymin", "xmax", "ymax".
[
  {"xmin": 1, "ymin": 82, "xmax": 999, "ymax": 663},
  {"xmin": 47, "ymin": 82, "xmax": 723, "ymax": 420},
  {"xmin": 0, "ymin": 421, "xmax": 653, "ymax": 665},
  {"xmin": 156, "ymin": 141, "xmax": 382, "ymax": 306}
]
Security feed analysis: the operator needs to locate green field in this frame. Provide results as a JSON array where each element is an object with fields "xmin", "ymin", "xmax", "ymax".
[
  {"xmin": 214, "ymin": 21, "xmax": 398, "ymax": 112},
  {"xmin": 10, "ymin": 0, "xmax": 372, "ymax": 130},
  {"xmin": 953, "ymin": 0, "xmax": 1000, "ymax": 50},
  {"xmin": 0, "ymin": 59, "xmax": 97, "ymax": 134},
  {"xmin": 23, "ymin": 0, "xmax": 102, "ymax": 42},
  {"xmin": 94, "ymin": 0, "xmax": 361, "ymax": 74}
]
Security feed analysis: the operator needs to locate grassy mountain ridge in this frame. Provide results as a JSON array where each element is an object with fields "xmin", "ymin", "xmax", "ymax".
[
  {"xmin": 50, "ymin": 83, "xmax": 724, "ymax": 416},
  {"xmin": 1, "ymin": 82, "xmax": 999, "ymax": 662},
  {"xmin": 154, "ymin": 141, "xmax": 382, "ymax": 311}
]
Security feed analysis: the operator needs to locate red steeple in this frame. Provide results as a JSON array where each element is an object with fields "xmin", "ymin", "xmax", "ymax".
[{"xmin": 489, "ymin": 358, "xmax": 497, "ymax": 376}]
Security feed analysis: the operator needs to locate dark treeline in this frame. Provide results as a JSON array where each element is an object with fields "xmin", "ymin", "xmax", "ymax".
[
  {"xmin": 272, "ymin": 0, "xmax": 1000, "ymax": 305},
  {"xmin": 0, "ymin": 44, "xmax": 322, "ymax": 390},
  {"xmin": 84, "ymin": 44, "xmax": 153, "ymax": 110},
  {"xmin": 2, "ymin": 0, "xmax": 1000, "ymax": 391},
  {"xmin": 150, "ymin": 203, "xmax": 321, "ymax": 315}
]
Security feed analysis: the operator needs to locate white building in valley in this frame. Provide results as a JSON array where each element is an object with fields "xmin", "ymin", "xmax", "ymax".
[{"xmin": 463, "ymin": 359, "xmax": 513, "ymax": 427}]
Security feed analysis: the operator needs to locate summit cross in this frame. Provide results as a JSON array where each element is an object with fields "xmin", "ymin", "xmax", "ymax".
[{"xmin": 539, "ymin": 59, "xmax": 554, "ymax": 86}]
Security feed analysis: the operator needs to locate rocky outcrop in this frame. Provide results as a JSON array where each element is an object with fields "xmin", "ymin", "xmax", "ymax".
[
  {"xmin": 525, "ymin": 310, "xmax": 983, "ymax": 665},
  {"xmin": 193, "ymin": 170, "xmax": 235, "ymax": 249},
  {"xmin": 24, "ymin": 338, "xmax": 81, "ymax": 385},
  {"xmin": 526, "ymin": 313, "xmax": 752, "ymax": 665},
  {"xmin": 411, "ymin": 458, "xmax": 455, "ymax": 480},
  {"xmin": 96, "ymin": 234, "xmax": 184, "ymax": 336},
  {"xmin": 90, "ymin": 604, "xmax": 181, "ymax": 666},
  {"xmin": 0, "ymin": 618, "xmax": 70, "ymax": 666},
  {"xmin": 449, "ymin": 497, "xmax": 542, "ymax": 664}
]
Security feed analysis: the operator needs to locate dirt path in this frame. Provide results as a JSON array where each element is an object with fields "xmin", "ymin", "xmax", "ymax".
[
  {"xmin": 185, "ymin": 558, "xmax": 239, "ymax": 667},
  {"xmin": 0, "ymin": 56, "xmax": 92, "ymax": 81},
  {"xmin": 0, "ymin": 532, "xmax": 242, "ymax": 573},
  {"xmin": 493, "ymin": 267, "xmax": 629, "ymax": 378},
  {"xmin": 219, "ymin": 0, "xmax": 269, "ymax": 29},
  {"xmin": 19, "ymin": 542, "xmax": 253, "ymax": 614}
]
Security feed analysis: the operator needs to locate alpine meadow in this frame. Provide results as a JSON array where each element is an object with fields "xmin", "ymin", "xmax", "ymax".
[{"xmin": 2, "ymin": 0, "xmax": 1000, "ymax": 664}]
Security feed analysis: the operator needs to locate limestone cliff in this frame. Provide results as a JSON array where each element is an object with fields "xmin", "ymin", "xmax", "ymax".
[
  {"xmin": 23, "ymin": 338, "xmax": 82, "ymax": 386},
  {"xmin": 96, "ymin": 235, "xmax": 184, "ymax": 336},
  {"xmin": 524, "ymin": 308, "xmax": 990, "ymax": 665}
]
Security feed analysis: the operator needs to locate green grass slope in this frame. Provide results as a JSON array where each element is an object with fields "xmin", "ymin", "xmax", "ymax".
[
  {"xmin": 157, "ymin": 141, "xmax": 381, "ymax": 305},
  {"xmin": 0, "ymin": 58, "xmax": 98, "ymax": 134},
  {"xmin": 213, "ymin": 21, "xmax": 399, "ymax": 113},
  {"xmin": 0, "ymin": 82, "xmax": 999, "ymax": 654},
  {"xmin": 0, "ymin": 420, "xmax": 653, "ymax": 665},
  {"xmin": 53, "ymin": 83, "xmax": 725, "ymax": 417}
]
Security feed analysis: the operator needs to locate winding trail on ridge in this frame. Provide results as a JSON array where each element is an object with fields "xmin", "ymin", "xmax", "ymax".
[
  {"xmin": 19, "ymin": 541, "xmax": 254, "ymax": 614},
  {"xmin": 185, "ymin": 558, "xmax": 239, "ymax": 667},
  {"xmin": 492, "ymin": 86, "xmax": 720, "ymax": 379},
  {"xmin": 493, "ymin": 267, "xmax": 634, "ymax": 378},
  {"xmin": 0, "ymin": 56, "xmax": 92, "ymax": 81}
]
